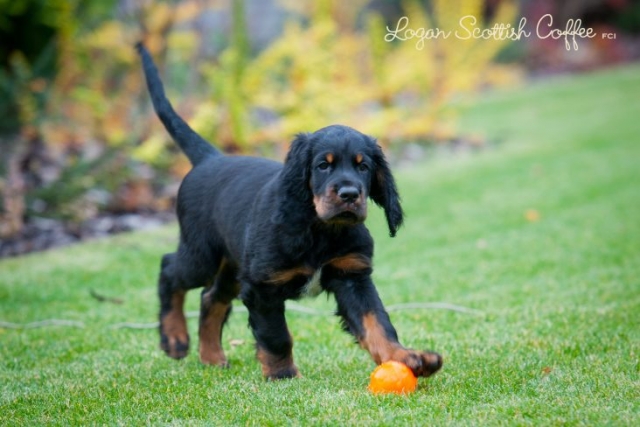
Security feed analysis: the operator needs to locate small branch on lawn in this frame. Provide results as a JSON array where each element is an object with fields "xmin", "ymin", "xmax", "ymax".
[
  {"xmin": 109, "ymin": 322, "xmax": 158, "ymax": 329},
  {"xmin": 0, "ymin": 319, "xmax": 85, "ymax": 329},
  {"xmin": 387, "ymin": 302, "xmax": 484, "ymax": 316},
  {"xmin": 90, "ymin": 289, "xmax": 124, "ymax": 304}
]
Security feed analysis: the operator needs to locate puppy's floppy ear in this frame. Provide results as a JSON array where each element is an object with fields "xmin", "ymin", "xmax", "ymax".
[
  {"xmin": 370, "ymin": 143, "xmax": 404, "ymax": 237},
  {"xmin": 281, "ymin": 133, "xmax": 312, "ymax": 203}
]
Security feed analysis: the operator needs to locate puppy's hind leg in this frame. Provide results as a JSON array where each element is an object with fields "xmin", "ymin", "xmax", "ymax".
[
  {"xmin": 158, "ymin": 248, "xmax": 214, "ymax": 359},
  {"xmin": 199, "ymin": 258, "xmax": 240, "ymax": 367},
  {"xmin": 158, "ymin": 253, "xmax": 190, "ymax": 359}
]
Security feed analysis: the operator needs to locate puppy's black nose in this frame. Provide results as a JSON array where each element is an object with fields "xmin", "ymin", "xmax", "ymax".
[{"xmin": 338, "ymin": 186, "xmax": 359, "ymax": 203}]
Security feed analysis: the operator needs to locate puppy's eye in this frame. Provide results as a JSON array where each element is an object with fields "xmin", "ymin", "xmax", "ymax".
[
  {"xmin": 318, "ymin": 161, "xmax": 330, "ymax": 171},
  {"xmin": 357, "ymin": 163, "xmax": 369, "ymax": 172}
]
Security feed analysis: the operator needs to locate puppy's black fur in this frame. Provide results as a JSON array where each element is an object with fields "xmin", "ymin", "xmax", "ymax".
[{"xmin": 137, "ymin": 43, "xmax": 442, "ymax": 380}]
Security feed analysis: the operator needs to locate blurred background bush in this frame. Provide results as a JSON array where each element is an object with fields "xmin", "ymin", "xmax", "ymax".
[{"xmin": 0, "ymin": 0, "xmax": 638, "ymax": 256}]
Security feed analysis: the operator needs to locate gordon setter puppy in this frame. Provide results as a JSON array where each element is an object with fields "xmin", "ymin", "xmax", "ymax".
[{"xmin": 136, "ymin": 43, "xmax": 442, "ymax": 380}]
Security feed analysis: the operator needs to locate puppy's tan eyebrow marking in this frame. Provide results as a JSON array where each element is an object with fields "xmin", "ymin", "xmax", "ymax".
[
  {"xmin": 325, "ymin": 153, "xmax": 334, "ymax": 164},
  {"xmin": 355, "ymin": 153, "xmax": 363, "ymax": 164}
]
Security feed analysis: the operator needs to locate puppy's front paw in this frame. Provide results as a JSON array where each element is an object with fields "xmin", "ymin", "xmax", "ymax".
[
  {"xmin": 265, "ymin": 366, "xmax": 301, "ymax": 381},
  {"xmin": 392, "ymin": 349, "xmax": 443, "ymax": 377},
  {"xmin": 257, "ymin": 347, "xmax": 300, "ymax": 380}
]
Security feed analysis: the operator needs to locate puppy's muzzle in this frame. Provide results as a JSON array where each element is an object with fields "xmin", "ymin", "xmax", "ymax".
[{"xmin": 314, "ymin": 183, "xmax": 367, "ymax": 225}]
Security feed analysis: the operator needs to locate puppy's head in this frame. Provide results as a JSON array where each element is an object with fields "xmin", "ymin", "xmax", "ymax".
[{"xmin": 282, "ymin": 125, "xmax": 403, "ymax": 237}]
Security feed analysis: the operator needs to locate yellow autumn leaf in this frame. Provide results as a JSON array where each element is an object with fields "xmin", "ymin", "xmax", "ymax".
[
  {"xmin": 146, "ymin": 2, "xmax": 172, "ymax": 33},
  {"xmin": 525, "ymin": 209, "xmax": 541, "ymax": 222},
  {"xmin": 84, "ymin": 21, "xmax": 125, "ymax": 50},
  {"xmin": 167, "ymin": 31, "xmax": 199, "ymax": 58},
  {"xmin": 133, "ymin": 134, "xmax": 168, "ymax": 164},
  {"xmin": 189, "ymin": 101, "xmax": 219, "ymax": 139}
]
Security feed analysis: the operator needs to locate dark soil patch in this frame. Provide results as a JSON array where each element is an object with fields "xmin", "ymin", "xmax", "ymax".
[{"xmin": 0, "ymin": 211, "xmax": 176, "ymax": 258}]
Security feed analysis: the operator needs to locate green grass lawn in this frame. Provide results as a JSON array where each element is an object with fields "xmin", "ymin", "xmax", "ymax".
[{"xmin": 2, "ymin": 64, "xmax": 639, "ymax": 425}]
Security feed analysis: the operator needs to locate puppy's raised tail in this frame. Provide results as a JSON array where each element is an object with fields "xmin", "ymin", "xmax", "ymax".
[{"xmin": 136, "ymin": 42, "xmax": 218, "ymax": 165}]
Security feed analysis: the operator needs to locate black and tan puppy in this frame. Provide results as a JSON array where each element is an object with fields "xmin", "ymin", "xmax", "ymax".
[{"xmin": 136, "ymin": 43, "xmax": 442, "ymax": 380}]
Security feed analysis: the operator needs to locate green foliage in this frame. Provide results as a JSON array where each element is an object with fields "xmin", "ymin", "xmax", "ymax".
[
  {"xmin": 0, "ymin": 0, "xmax": 64, "ymax": 134},
  {"xmin": 2, "ymin": 0, "xmax": 167, "ymax": 229},
  {"xmin": 0, "ymin": 0, "xmax": 116, "ymax": 134},
  {"xmin": 222, "ymin": 0, "xmax": 522, "ymax": 149},
  {"xmin": 1, "ymin": 65, "xmax": 639, "ymax": 424},
  {"xmin": 26, "ymin": 150, "xmax": 119, "ymax": 220}
]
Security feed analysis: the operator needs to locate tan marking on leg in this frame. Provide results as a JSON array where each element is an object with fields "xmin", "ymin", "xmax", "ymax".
[
  {"xmin": 199, "ymin": 302, "xmax": 230, "ymax": 366},
  {"xmin": 360, "ymin": 314, "xmax": 443, "ymax": 377},
  {"xmin": 162, "ymin": 290, "xmax": 189, "ymax": 358},
  {"xmin": 359, "ymin": 313, "xmax": 403, "ymax": 364}
]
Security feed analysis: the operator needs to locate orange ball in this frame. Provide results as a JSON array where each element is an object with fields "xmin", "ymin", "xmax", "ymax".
[{"xmin": 368, "ymin": 361, "xmax": 418, "ymax": 394}]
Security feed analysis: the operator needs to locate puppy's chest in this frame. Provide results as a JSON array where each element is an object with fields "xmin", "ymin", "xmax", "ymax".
[
  {"xmin": 266, "ymin": 253, "xmax": 372, "ymax": 297},
  {"xmin": 266, "ymin": 265, "xmax": 325, "ymax": 298}
]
